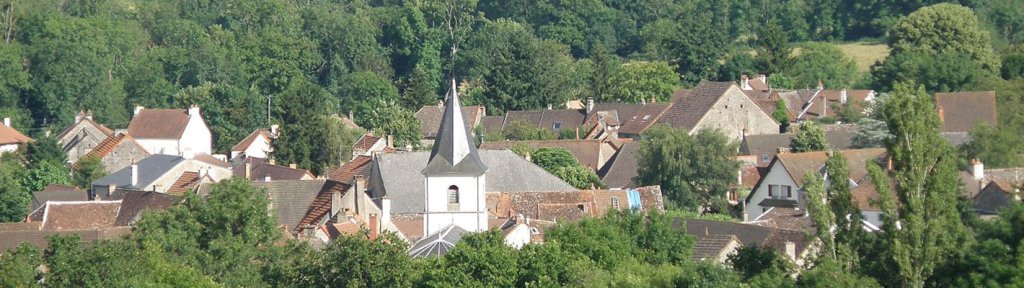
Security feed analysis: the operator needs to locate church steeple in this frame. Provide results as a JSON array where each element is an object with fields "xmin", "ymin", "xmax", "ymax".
[{"xmin": 422, "ymin": 79, "xmax": 487, "ymax": 176}]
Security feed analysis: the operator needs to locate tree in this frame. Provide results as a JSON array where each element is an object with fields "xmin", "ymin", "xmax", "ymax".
[
  {"xmin": 888, "ymin": 3, "xmax": 1001, "ymax": 74},
  {"xmin": 791, "ymin": 122, "xmax": 829, "ymax": 152},
  {"xmin": 870, "ymin": 51, "xmax": 989, "ymax": 93},
  {"xmin": 25, "ymin": 136, "xmax": 67, "ymax": 165},
  {"xmin": 72, "ymin": 154, "xmax": 106, "ymax": 189},
  {"xmin": 961, "ymin": 123, "xmax": 1023, "ymax": 168},
  {"xmin": 272, "ymin": 81, "xmax": 340, "ymax": 174},
  {"xmin": 606, "ymin": 61, "xmax": 679, "ymax": 103},
  {"xmin": 532, "ymin": 147, "xmax": 603, "ymax": 189},
  {"xmin": 797, "ymin": 259, "xmax": 881, "ymax": 288},
  {"xmin": 727, "ymin": 245, "xmax": 794, "ymax": 281},
  {"xmin": 422, "ymin": 230, "xmax": 520, "ymax": 287},
  {"xmin": 356, "ymin": 99, "xmax": 421, "ymax": 148},
  {"xmin": 773, "ymin": 99, "xmax": 791, "ymax": 133},
  {"xmin": 339, "ymin": 71, "xmax": 401, "ymax": 125},
  {"xmin": 0, "ymin": 243, "xmax": 40, "ymax": 286},
  {"xmin": 21, "ymin": 160, "xmax": 71, "ymax": 193},
  {"xmin": 1002, "ymin": 52, "xmax": 1024, "ymax": 80},
  {"xmin": 501, "ymin": 119, "xmax": 555, "ymax": 141},
  {"xmin": 868, "ymin": 83, "xmax": 968, "ymax": 288},
  {"xmin": 787, "ymin": 42, "xmax": 859, "ymax": 89},
  {"xmin": 298, "ymin": 231, "xmax": 413, "ymax": 288},
  {"xmin": 0, "ymin": 154, "xmax": 28, "ymax": 222},
  {"xmin": 803, "ymin": 172, "xmax": 835, "ymax": 260},
  {"xmin": 635, "ymin": 126, "xmax": 739, "ymax": 211},
  {"xmin": 755, "ymin": 21, "xmax": 793, "ymax": 74},
  {"xmin": 851, "ymin": 117, "xmax": 891, "ymax": 148}
]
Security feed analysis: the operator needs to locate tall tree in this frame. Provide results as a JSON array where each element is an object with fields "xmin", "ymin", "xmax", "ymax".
[
  {"xmin": 607, "ymin": 61, "xmax": 679, "ymax": 103},
  {"xmin": 635, "ymin": 126, "xmax": 739, "ymax": 212},
  {"xmin": 72, "ymin": 154, "xmax": 105, "ymax": 189},
  {"xmin": 787, "ymin": 42, "xmax": 859, "ymax": 89},
  {"xmin": 888, "ymin": 3, "xmax": 1001, "ymax": 74},
  {"xmin": 868, "ymin": 83, "xmax": 968, "ymax": 288},
  {"xmin": 755, "ymin": 21, "xmax": 793, "ymax": 74},
  {"xmin": 791, "ymin": 122, "xmax": 829, "ymax": 152}
]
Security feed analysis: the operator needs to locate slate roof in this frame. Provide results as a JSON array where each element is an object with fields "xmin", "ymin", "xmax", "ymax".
[
  {"xmin": 657, "ymin": 81, "xmax": 736, "ymax": 130},
  {"xmin": 0, "ymin": 122, "xmax": 31, "ymax": 145},
  {"xmin": 109, "ymin": 189, "xmax": 181, "ymax": 226},
  {"xmin": 479, "ymin": 139, "xmax": 608, "ymax": 171},
  {"xmin": 31, "ymin": 185, "xmax": 88, "ymax": 211},
  {"xmin": 583, "ymin": 103, "xmax": 674, "ymax": 135},
  {"xmin": 415, "ymin": 105, "xmax": 484, "ymax": 139},
  {"xmin": 231, "ymin": 129, "xmax": 272, "ymax": 152},
  {"xmin": 423, "ymin": 83, "xmax": 487, "ymax": 176},
  {"xmin": 757, "ymin": 198, "xmax": 798, "ymax": 208},
  {"xmin": 233, "ymin": 157, "xmax": 313, "ymax": 181},
  {"xmin": 39, "ymin": 201, "xmax": 121, "ymax": 230},
  {"xmin": 935, "ymin": 91, "xmax": 997, "ymax": 133},
  {"xmin": 92, "ymin": 154, "xmax": 186, "ymax": 190},
  {"xmin": 975, "ymin": 181, "xmax": 1019, "ymax": 215},
  {"xmin": 127, "ymin": 109, "xmax": 193, "ymax": 139},
  {"xmin": 692, "ymin": 234, "xmax": 741, "ymax": 261},
  {"xmin": 252, "ymin": 180, "xmax": 326, "ymax": 233},
  {"xmin": 599, "ymin": 142, "xmax": 639, "ymax": 189},
  {"xmin": 408, "ymin": 224, "xmax": 469, "ymax": 258},
  {"xmin": 374, "ymin": 150, "xmax": 574, "ymax": 214},
  {"xmin": 680, "ymin": 219, "xmax": 812, "ymax": 260},
  {"xmin": 941, "ymin": 132, "xmax": 972, "ymax": 147}
]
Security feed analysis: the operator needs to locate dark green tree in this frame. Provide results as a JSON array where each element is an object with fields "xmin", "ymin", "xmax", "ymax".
[
  {"xmin": 791, "ymin": 122, "xmax": 829, "ymax": 152},
  {"xmin": 0, "ymin": 243, "xmax": 40, "ymax": 286},
  {"xmin": 72, "ymin": 154, "xmax": 105, "ymax": 189},
  {"xmin": 422, "ymin": 230, "xmax": 520, "ymax": 287},
  {"xmin": 635, "ymin": 126, "xmax": 739, "ymax": 211},
  {"xmin": 501, "ymin": 119, "xmax": 556, "ymax": 141},
  {"xmin": 787, "ymin": 42, "xmax": 859, "ymax": 89},
  {"xmin": 755, "ymin": 21, "xmax": 793, "ymax": 74},
  {"xmin": 297, "ymin": 231, "xmax": 413, "ymax": 288},
  {"xmin": 961, "ymin": 123, "xmax": 1023, "ymax": 168},
  {"xmin": 727, "ymin": 245, "xmax": 794, "ymax": 281}
]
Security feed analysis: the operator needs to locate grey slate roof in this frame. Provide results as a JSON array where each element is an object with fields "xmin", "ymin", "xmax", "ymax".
[
  {"xmin": 408, "ymin": 224, "xmax": 469, "ymax": 258},
  {"xmin": 92, "ymin": 154, "xmax": 185, "ymax": 189},
  {"xmin": 31, "ymin": 185, "xmax": 88, "ymax": 211},
  {"xmin": 374, "ymin": 150, "xmax": 575, "ymax": 214},
  {"xmin": 599, "ymin": 142, "xmax": 639, "ymax": 189},
  {"xmin": 252, "ymin": 180, "xmax": 326, "ymax": 233},
  {"xmin": 423, "ymin": 82, "xmax": 487, "ymax": 176},
  {"xmin": 110, "ymin": 189, "xmax": 181, "ymax": 226}
]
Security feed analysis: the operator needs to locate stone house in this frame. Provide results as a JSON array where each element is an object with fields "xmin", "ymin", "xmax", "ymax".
[{"xmin": 55, "ymin": 110, "xmax": 114, "ymax": 164}]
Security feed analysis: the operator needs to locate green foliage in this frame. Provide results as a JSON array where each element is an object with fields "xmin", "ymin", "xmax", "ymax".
[
  {"xmin": 797, "ymin": 259, "xmax": 881, "ymax": 288},
  {"xmin": 173, "ymin": 82, "xmax": 263, "ymax": 153},
  {"xmin": 803, "ymin": 172, "xmax": 835, "ymax": 260},
  {"xmin": 790, "ymin": 122, "xmax": 829, "ymax": 152},
  {"xmin": 357, "ymin": 99, "xmax": 421, "ymax": 149},
  {"xmin": 71, "ymin": 154, "xmax": 105, "ymax": 189},
  {"xmin": 787, "ymin": 42, "xmax": 859, "ymax": 89},
  {"xmin": 727, "ymin": 245, "xmax": 794, "ymax": 281},
  {"xmin": 532, "ymin": 147, "xmax": 603, "ymax": 189},
  {"xmin": 851, "ymin": 117, "xmax": 891, "ymax": 148},
  {"xmin": 502, "ymin": 119, "xmax": 556, "ymax": 141},
  {"xmin": 635, "ymin": 126, "xmax": 739, "ymax": 212},
  {"xmin": 607, "ymin": 61, "xmax": 679, "ymax": 103},
  {"xmin": 1002, "ymin": 53, "xmax": 1024, "ymax": 80},
  {"xmin": 961, "ymin": 123, "xmax": 1024, "ymax": 168},
  {"xmin": 871, "ymin": 51, "xmax": 990, "ymax": 93},
  {"xmin": 888, "ymin": 3, "xmax": 1001, "ymax": 74},
  {"xmin": 297, "ymin": 231, "xmax": 413, "ymax": 288},
  {"xmin": 21, "ymin": 160, "xmax": 71, "ymax": 194},
  {"xmin": 0, "ymin": 154, "xmax": 29, "ymax": 222},
  {"xmin": 25, "ymin": 136, "xmax": 66, "ymax": 165},
  {"xmin": 756, "ymin": 21, "xmax": 793, "ymax": 74},
  {"xmin": 0, "ymin": 243, "xmax": 41, "ymax": 286},
  {"xmin": 531, "ymin": 147, "xmax": 578, "ymax": 172},
  {"xmin": 271, "ymin": 81, "xmax": 344, "ymax": 174},
  {"xmin": 422, "ymin": 230, "xmax": 520, "ymax": 287},
  {"xmin": 551, "ymin": 165, "xmax": 604, "ymax": 190},
  {"xmin": 773, "ymin": 99, "xmax": 790, "ymax": 132}
]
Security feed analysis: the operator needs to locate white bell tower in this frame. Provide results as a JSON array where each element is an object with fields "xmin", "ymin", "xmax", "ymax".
[{"xmin": 421, "ymin": 79, "xmax": 489, "ymax": 236}]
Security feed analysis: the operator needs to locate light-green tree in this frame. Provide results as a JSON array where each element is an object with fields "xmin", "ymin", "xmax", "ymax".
[
  {"xmin": 635, "ymin": 126, "xmax": 739, "ymax": 212},
  {"xmin": 606, "ymin": 61, "xmax": 679, "ymax": 103},
  {"xmin": 531, "ymin": 147, "xmax": 603, "ymax": 189},
  {"xmin": 787, "ymin": 42, "xmax": 859, "ymax": 89},
  {"xmin": 297, "ymin": 231, "xmax": 413, "ymax": 287},
  {"xmin": 72, "ymin": 155, "xmax": 106, "ymax": 189},
  {"xmin": 868, "ymin": 83, "xmax": 968, "ymax": 288},
  {"xmin": 888, "ymin": 3, "xmax": 1001, "ymax": 74},
  {"xmin": 791, "ymin": 122, "xmax": 829, "ymax": 152}
]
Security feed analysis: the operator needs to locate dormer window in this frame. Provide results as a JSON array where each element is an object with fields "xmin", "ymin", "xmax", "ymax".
[{"xmin": 552, "ymin": 122, "xmax": 562, "ymax": 130}]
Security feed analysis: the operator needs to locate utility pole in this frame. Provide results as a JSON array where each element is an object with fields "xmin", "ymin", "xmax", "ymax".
[{"xmin": 265, "ymin": 94, "xmax": 274, "ymax": 126}]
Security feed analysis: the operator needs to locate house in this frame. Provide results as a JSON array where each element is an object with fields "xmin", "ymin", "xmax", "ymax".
[
  {"xmin": 498, "ymin": 109, "xmax": 589, "ymax": 136},
  {"xmin": 233, "ymin": 157, "xmax": 314, "ymax": 181},
  {"xmin": 656, "ymin": 81, "xmax": 780, "ymax": 140},
  {"xmin": 739, "ymin": 74, "xmax": 771, "ymax": 92},
  {"xmin": 740, "ymin": 124, "xmax": 859, "ymax": 166},
  {"xmin": 415, "ymin": 103, "xmax": 485, "ymax": 146},
  {"xmin": 599, "ymin": 142, "xmax": 640, "ymax": 190},
  {"xmin": 55, "ymin": 111, "xmax": 114, "ymax": 163},
  {"xmin": 960, "ymin": 160, "xmax": 1024, "ymax": 200},
  {"xmin": 0, "ymin": 117, "xmax": 31, "ymax": 154},
  {"xmin": 230, "ymin": 127, "xmax": 276, "ymax": 159},
  {"xmin": 127, "ymin": 105, "xmax": 212, "ymax": 157},
  {"xmin": 776, "ymin": 83, "xmax": 876, "ymax": 122},
  {"xmin": 692, "ymin": 234, "xmax": 743, "ymax": 264},
  {"xmin": 975, "ymin": 181, "xmax": 1020, "ymax": 215},
  {"xmin": 30, "ymin": 184, "xmax": 89, "ymax": 212},
  {"xmin": 681, "ymin": 219, "xmax": 815, "ymax": 267},
  {"xmin": 251, "ymin": 180, "xmax": 364, "ymax": 236},
  {"xmin": 90, "ymin": 154, "xmax": 232, "ymax": 198},
  {"xmin": 744, "ymin": 148, "xmax": 888, "ymax": 227},
  {"xmin": 351, "ymin": 133, "xmax": 393, "ymax": 159},
  {"xmin": 935, "ymin": 91, "xmax": 997, "ymax": 133},
  {"xmin": 326, "ymin": 155, "xmax": 374, "ymax": 183},
  {"xmin": 79, "ymin": 132, "xmax": 150, "ymax": 173},
  {"xmin": 479, "ymin": 139, "xmax": 619, "ymax": 172}
]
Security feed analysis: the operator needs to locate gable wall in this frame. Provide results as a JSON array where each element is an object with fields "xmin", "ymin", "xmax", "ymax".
[
  {"xmin": 179, "ymin": 116, "xmax": 212, "ymax": 156},
  {"xmin": 693, "ymin": 86, "xmax": 779, "ymax": 140},
  {"xmin": 745, "ymin": 161, "xmax": 800, "ymax": 221},
  {"xmin": 101, "ymin": 141, "xmax": 150, "ymax": 174}
]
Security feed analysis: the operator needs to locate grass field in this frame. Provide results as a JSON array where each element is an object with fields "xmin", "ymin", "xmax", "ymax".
[{"xmin": 836, "ymin": 42, "xmax": 890, "ymax": 72}]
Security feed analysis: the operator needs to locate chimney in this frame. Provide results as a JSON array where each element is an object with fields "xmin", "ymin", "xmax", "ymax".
[
  {"xmin": 264, "ymin": 174, "xmax": 271, "ymax": 182},
  {"xmin": 75, "ymin": 110, "xmax": 86, "ymax": 123},
  {"xmin": 972, "ymin": 159, "xmax": 984, "ymax": 180},
  {"xmin": 244, "ymin": 162, "xmax": 252, "ymax": 180},
  {"xmin": 188, "ymin": 104, "xmax": 200, "ymax": 116},
  {"xmin": 640, "ymin": 98, "xmax": 647, "ymax": 105},
  {"xmin": 86, "ymin": 110, "xmax": 92, "ymax": 120},
  {"xmin": 816, "ymin": 80, "xmax": 824, "ymax": 90},
  {"xmin": 134, "ymin": 105, "xmax": 145, "ymax": 116},
  {"xmin": 386, "ymin": 135, "xmax": 394, "ymax": 148},
  {"xmin": 821, "ymin": 93, "xmax": 827, "ymax": 117},
  {"xmin": 547, "ymin": 104, "xmax": 553, "ymax": 110},
  {"xmin": 777, "ymin": 147, "xmax": 791, "ymax": 154},
  {"xmin": 525, "ymin": 152, "xmax": 532, "ymax": 162},
  {"xmin": 575, "ymin": 127, "xmax": 580, "ymax": 140},
  {"xmin": 270, "ymin": 125, "xmax": 279, "ymax": 137},
  {"xmin": 381, "ymin": 196, "xmax": 391, "ymax": 228},
  {"xmin": 886, "ymin": 156, "xmax": 894, "ymax": 171},
  {"xmin": 437, "ymin": 100, "xmax": 444, "ymax": 108},
  {"xmin": 130, "ymin": 161, "xmax": 138, "ymax": 187},
  {"xmin": 740, "ymin": 75, "xmax": 751, "ymax": 90},
  {"xmin": 2, "ymin": 117, "xmax": 9, "ymax": 127},
  {"xmin": 586, "ymin": 97, "xmax": 595, "ymax": 113},
  {"xmin": 369, "ymin": 213, "xmax": 379, "ymax": 240},
  {"xmin": 757, "ymin": 74, "xmax": 767, "ymax": 87},
  {"xmin": 650, "ymin": 96, "xmax": 656, "ymax": 103},
  {"xmin": 289, "ymin": 163, "xmax": 297, "ymax": 169},
  {"xmin": 353, "ymin": 175, "xmax": 365, "ymax": 213},
  {"xmin": 348, "ymin": 110, "xmax": 354, "ymax": 122},
  {"xmin": 785, "ymin": 241, "xmax": 797, "ymax": 261},
  {"xmin": 840, "ymin": 89, "xmax": 848, "ymax": 104}
]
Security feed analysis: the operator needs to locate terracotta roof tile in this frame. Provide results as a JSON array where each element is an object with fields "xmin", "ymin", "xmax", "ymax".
[
  {"xmin": 295, "ymin": 180, "xmax": 351, "ymax": 233},
  {"xmin": 936, "ymin": 91, "xmax": 997, "ymax": 133},
  {"xmin": 0, "ymin": 123, "xmax": 31, "ymax": 145},
  {"xmin": 416, "ymin": 105, "xmax": 484, "ymax": 138},
  {"xmin": 233, "ymin": 157, "xmax": 313, "ymax": 181},
  {"xmin": 166, "ymin": 172, "xmax": 201, "ymax": 195},
  {"xmin": 353, "ymin": 134, "xmax": 382, "ymax": 151},
  {"xmin": 326, "ymin": 156, "xmax": 373, "ymax": 183},
  {"xmin": 40, "ymin": 201, "xmax": 121, "ymax": 230},
  {"xmin": 126, "ymin": 109, "xmax": 192, "ymax": 139}
]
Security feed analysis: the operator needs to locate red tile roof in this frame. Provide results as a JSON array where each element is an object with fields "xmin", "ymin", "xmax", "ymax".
[
  {"xmin": 326, "ymin": 155, "xmax": 373, "ymax": 183},
  {"xmin": 85, "ymin": 133, "xmax": 145, "ymax": 159},
  {"xmin": 126, "ymin": 109, "xmax": 192, "ymax": 139},
  {"xmin": 479, "ymin": 139, "xmax": 608, "ymax": 171},
  {"xmin": 0, "ymin": 123, "xmax": 31, "ymax": 145},
  {"xmin": 295, "ymin": 180, "xmax": 352, "ymax": 233},
  {"xmin": 353, "ymin": 134, "xmax": 382, "ymax": 151},
  {"xmin": 166, "ymin": 172, "xmax": 201, "ymax": 195},
  {"xmin": 935, "ymin": 91, "xmax": 997, "ymax": 133},
  {"xmin": 39, "ymin": 201, "xmax": 121, "ymax": 231},
  {"xmin": 231, "ymin": 129, "xmax": 272, "ymax": 152},
  {"xmin": 657, "ymin": 81, "xmax": 736, "ymax": 131}
]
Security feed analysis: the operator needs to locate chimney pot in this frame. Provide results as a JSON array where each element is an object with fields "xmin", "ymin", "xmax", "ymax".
[
  {"xmin": 134, "ymin": 106, "xmax": 145, "ymax": 116},
  {"xmin": 740, "ymin": 74, "xmax": 752, "ymax": 90},
  {"xmin": 369, "ymin": 213, "xmax": 379, "ymax": 240},
  {"xmin": 270, "ymin": 125, "xmax": 279, "ymax": 137},
  {"xmin": 972, "ymin": 159, "xmax": 985, "ymax": 180},
  {"xmin": 586, "ymin": 97, "xmax": 595, "ymax": 113}
]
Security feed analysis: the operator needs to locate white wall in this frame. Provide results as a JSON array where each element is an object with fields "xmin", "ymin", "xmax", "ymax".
[
  {"xmin": 745, "ymin": 162, "xmax": 800, "ymax": 221},
  {"xmin": 240, "ymin": 134, "xmax": 271, "ymax": 159},
  {"xmin": 0, "ymin": 144, "xmax": 18, "ymax": 154},
  {"xmin": 503, "ymin": 224, "xmax": 532, "ymax": 249},
  {"xmin": 179, "ymin": 116, "xmax": 212, "ymax": 156},
  {"xmin": 137, "ymin": 139, "xmax": 179, "ymax": 156},
  {"xmin": 423, "ymin": 175, "xmax": 487, "ymax": 236},
  {"xmin": 693, "ymin": 86, "xmax": 779, "ymax": 140},
  {"xmin": 861, "ymin": 211, "xmax": 884, "ymax": 228}
]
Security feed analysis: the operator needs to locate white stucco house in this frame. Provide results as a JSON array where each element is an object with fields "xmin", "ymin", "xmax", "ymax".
[
  {"xmin": 127, "ymin": 105, "xmax": 212, "ymax": 157},
  {"xmin": 0, "ymin": 117, "xmax": 31, "ymax": 154},
  {"xmin": 230, "ymin": 127, "xmax": 276, "ymax": 159},
  {"xmin": 744, "ymin": 148, "xmax": 889, "ymax": 228}
]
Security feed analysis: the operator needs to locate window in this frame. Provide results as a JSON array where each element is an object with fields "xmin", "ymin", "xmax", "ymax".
[
  {"xmin": 768, "ymin": 185, "xmax": 793, "ymax": 199},
  {"xmin": 785, "ymin": 186, "xmax": 792, "ymax": 198},
  {"xmin": 761, "ymin": 154, "xmax": 770, "ymax": 163},
  {"xmin": 552, "ymin": 122, "xmax": 562, "ymax": 130},
  {"xmin": 447, "ymin": 185, "xmax": 459, "ymax": 204},
  {"xmin": 769, "ymin": 185, "xmax": 778, "ymax": 198},
  {"xmin": 611, "ymin": 197, "xmax": 620, "ymax": 210}
]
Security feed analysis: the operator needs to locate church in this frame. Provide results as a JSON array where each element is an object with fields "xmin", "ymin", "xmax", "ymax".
[{"xmin": 356, "ymin": 80, "xmax": 666, "ymax": 257}]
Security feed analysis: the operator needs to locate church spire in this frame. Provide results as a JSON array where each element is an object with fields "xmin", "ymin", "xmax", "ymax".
[{"xmin": 422, "ymin": 79, "xmax": 487, "ymax": 176}]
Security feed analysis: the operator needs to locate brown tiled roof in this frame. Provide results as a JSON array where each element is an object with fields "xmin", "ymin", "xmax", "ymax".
[
  {"xmin": 231, "ymin": 129, "xmax": 272, "ymax": 152},
  {"xmin": 39, "ymin": 201, "xmax": 121, "ymax": 230},
  {"xmin": 486, "ymin": 186, "xmax": 664, "ymax": 223},
  {"xmin": 692, "ymin": 234, "xmax": 741, "ymax": 261},
  {"xmin": 740, "ymin": 124, "xmax": 859, "ymax": 166},
  {"xmin": 750, "ymin": 207, "xmax": 814, "ymax": 232},
  {"xmin": 193, "ymin": 154, "xmax": 229, "ymax": 168},
  {"xmin": 295, "ymin": 180, "xmax": 352, "ymax": 233},
  {"xmin": 585, "ymin": 103, "xmax": 674, "ymax": 136},
  {"xmin": 599, "ymin": 142, "xmax": 639, "ymax": 189},
  {"xmin": 480, "ymin": 116, "xmax": 506, "ymax": 134},
  {"xmin": 127, "ymin": 109, "xmax": 194, "ymax": 139},
  {"xmin": 326, "ymin": 155, "xmax": 373, "ymax": 183},
  {"xmin": 744, "ymin": 90, "xmax": 786, "ymax": 121},
  {"xmin": 110, "ymin": 189, "xmax": 181, "ymax": 226},
  {"xmin": 166, "ymin": 172, "xmax": 201, "ymax": 195},
  {"xmin": 680, "ymin": 219, "xmax": 811, "ymax": 261},
  {"xmin": 935, "ymin": 91, "xmax": 997, "ymax": 133},
  {"xmin": 324, "ymin": 219, "xmax": 362, "ymax": 239},
  {"xmin": 31, "ymin": 185, "xmax": 88, "ymax": 211},
  {"xmin": 0, "ymin": 226, "xmax": 131, "ymax": 252},
  {"xmin": 253, "ymin": 180, "xmax": 328, "ymax": 234},
  {"xmin": 416, "ymin": 105, "xmax": 484, "ymax": 138},
  {"xmin": 391, "ymin": 214, "xmax": 424, "ymax": 241},
  {"xmin": 504, "ymin": 110, "xmax": 587, "ymax": 133},
  {"xmin": 776, "ymin": 148, "xmax": 886, "ymax": 187},
  {"xmin": 353, "ymin": 134, "xmax": 382, "ymax": 151},
  {"xmin": 778, "ymin": 89, "xmax": 873, "ymax": 120},
  {"xmin": 233, "ymin": 157, "xmax": 313, "ymax": 181},
  {"xmin": 657, "ymin": 81, "xmax": 735, "ymax": 130},
  {"xmin": 0, "ymin": 123, "xmax": 31, "ymax": 145},
  {"xmin": 479, "ymin": 139, "xmax": 607, "ymax": 171}
]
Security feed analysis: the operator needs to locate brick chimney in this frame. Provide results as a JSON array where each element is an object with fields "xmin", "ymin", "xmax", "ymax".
[
  {"xmin": 757, "ymin": 74, "xmax": 767, "ymax": 87},
  {"xmin": 369, "ymin": 213, "xmax": 379, "ymax": 241}
]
